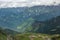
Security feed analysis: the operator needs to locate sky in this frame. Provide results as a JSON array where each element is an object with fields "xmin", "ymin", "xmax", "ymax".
[
  {"xmin": 0, "ymin": 0, "xmax": 60, "ymax": 3},
  {"xmin": 0, "ymin": 0, "xmax": 60, "ymax": 5},
  {"xmin": 0, "ymin": 0, "xmax": 60, "ymax": 8}
]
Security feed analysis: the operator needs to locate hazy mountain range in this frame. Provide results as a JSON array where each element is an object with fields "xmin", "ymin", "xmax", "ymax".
[{"xmin": 0, "ymin": 5, "xmax": 60, "ymax": 34}]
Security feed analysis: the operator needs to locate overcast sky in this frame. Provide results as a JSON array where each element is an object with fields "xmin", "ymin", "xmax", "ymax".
[
  {"xmin": 0, "ymin": 0, "xmax": 60, "ymax": 7},
  {"xmin": 0, "ymin": 0, "xmax": 60, "ymax": 4},
  {"xmin": 0, "ymin": 0, "xmax": 60, "ymax": 2}
]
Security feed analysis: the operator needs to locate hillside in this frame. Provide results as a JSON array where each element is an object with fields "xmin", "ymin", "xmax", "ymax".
[
  {"xmin": 0, "ymin": 5, "xmax": 60, "ymax": 33},
  {"xmin": 29, "ymin": 16, "xmax": 60, "ymax": 34}
]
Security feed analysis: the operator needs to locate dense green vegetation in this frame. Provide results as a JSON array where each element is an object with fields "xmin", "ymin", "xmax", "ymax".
[
  {"xmin": 0, "ymin": 27, "xmax": 7, "ymax": 40},
  {"xmin": 14, "ymin": 33, "xmax": 60, "ymax": 40},
  {"xmin": 0, "ymin": 31, "xmax": 60, "ymax": 40},
  {"xmin": 0, "ymin": 5, "xmax": 60, "ymax": 32},
  {"xmin": 0, "ymin": 33, "xmax": 7, "ymax": 40},
  {"xmin": 0, "ymin": 5, "xmax": 60, "ymax": 40},
  {"xmin": 29, "ymin": 16, "xmax": 60, "ymax": 34}
]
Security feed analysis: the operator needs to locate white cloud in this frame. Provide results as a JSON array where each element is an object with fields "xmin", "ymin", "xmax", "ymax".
[
  {"xmin": 27, "ymin": 0, "xmax": 60, "ymax": 5},
  {"xmin": 0, "ymin": 0, "xmax": 27, "ymax": 2},
  {"xmin": 0, "ymin": 0, "xmax": 60, "ymax": 4},
  {"xmin": 0, "ymin": 0, "xmax": 60, "ymax": 8}
]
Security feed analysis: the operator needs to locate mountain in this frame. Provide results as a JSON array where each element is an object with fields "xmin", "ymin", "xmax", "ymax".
[
  {"xmin": 0, "ymin": 5, "xmax": 60, "ymax": 33},
  {"xmin": 17, "ymin": 5, "xmax": 60, "ymax": 33},
  {"xmin": 0, "ymin": 27, "xmax": 19, "ymax": 40},
  {"xmin": 30, "ymin": 16, "xmax": 60, "ymax": 34},
  {"xmin": 0, "ymin": 27, "xmax": 19, "ymax": 35}
]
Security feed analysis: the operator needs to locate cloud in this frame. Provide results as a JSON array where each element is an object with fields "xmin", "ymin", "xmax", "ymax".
[
  {"xmin": 0, "ymin": 0, "xmax": 60, "ymax": 8},
  {"xmin": 0, "ymin": 0, "xmax": 60, "ymax": 4},
  {"xmin": 27, "ymin": 0, "xmax": 60, "ymax": 5},
  {"xmin": 0, "ymin": 0, "xmax": 27, "ymax": 2}
]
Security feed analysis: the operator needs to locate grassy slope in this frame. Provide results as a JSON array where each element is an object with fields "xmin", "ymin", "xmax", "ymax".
[
  {"xmin": 0, "ymin": 33, "xmax": 60, "ymax": 40},
  {"xmin": 14, "ymin": 33, "xmax": 60, "ymax": 40},
  {"xmin": 0, "ymin": 33, "xmax": 7, "ymax": 40},
  {"xmin": 14, "ymin": 33, "xmax": 52, "ymax": 40}
]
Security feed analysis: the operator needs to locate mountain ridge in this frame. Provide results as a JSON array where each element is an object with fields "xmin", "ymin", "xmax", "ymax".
[{"xmin": 0, "ymin": 5, "xmax": 60, "ymax": 34}]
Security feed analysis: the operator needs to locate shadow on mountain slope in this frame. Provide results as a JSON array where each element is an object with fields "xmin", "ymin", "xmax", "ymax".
[{"xmin": 31, "ymin": 16, "xmax": 60, "ymax": 34}]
